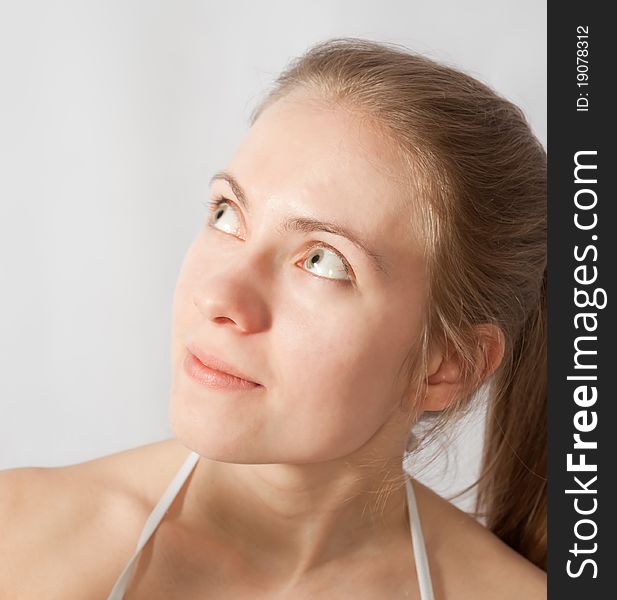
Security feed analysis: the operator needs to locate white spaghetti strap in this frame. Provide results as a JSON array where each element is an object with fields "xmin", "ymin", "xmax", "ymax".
[
  {"xmin": 406, "ymin": 476, "xmax": 436, "ymax": 600},
  {"xmin": 106, "ymin": 450, "xmax": 201, "ymax": 600}
]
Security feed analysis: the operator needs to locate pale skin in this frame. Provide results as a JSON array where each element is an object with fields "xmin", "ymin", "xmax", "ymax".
[{"xmin": 0, "ymin": 91, "xmax": 546, "ymax": 599}]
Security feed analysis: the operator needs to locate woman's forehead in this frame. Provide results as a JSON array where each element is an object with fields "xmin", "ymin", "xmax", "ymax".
[{"xmin": 224, "ymin": 96, "xmax": 414, "ymax": 236}]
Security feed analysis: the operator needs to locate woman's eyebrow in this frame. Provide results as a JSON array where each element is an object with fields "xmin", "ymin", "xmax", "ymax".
[{"xmin": 209, "ymin": 170, "xmax": 390, "ymax": 276}]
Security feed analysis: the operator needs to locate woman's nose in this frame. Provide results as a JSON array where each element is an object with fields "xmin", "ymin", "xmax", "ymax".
[{"xmin": 192, "ymin": 258, "xmax": 271, "ymax": 333}]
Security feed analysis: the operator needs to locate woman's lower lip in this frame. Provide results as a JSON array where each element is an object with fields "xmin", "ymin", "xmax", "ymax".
[{"xmin": 183, "ymin": 352, "xmax": 262, "ymax": 391}]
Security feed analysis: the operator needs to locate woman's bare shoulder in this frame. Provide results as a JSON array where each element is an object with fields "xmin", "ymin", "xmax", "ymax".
[
  {"xmin": 0, "ymin": 438, "xmax": 192, "ymax": 599},
  {"xmin": 413, "ymin": 479, "xmax": 547, "ymax": 600}
]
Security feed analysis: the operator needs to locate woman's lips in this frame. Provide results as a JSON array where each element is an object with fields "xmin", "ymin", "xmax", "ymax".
[{"xmin": 183, "ymin": 351, "xmax": 262, "ymax": 390}]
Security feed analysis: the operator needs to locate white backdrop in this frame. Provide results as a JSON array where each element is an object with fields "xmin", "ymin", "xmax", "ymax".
[{"xmin": 0, "ymin": 0, "xmax": 546, "ymax": 512}]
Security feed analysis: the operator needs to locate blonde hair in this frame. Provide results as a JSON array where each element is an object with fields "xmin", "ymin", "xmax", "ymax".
[{"xmin": 249, "ymin": 37, "xmax": 547, "ymax": 570}]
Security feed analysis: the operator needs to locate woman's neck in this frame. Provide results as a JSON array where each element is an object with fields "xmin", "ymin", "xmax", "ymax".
[{"xmin": 176, "ymin": 453, "xmax": 412, "ymax": 583}]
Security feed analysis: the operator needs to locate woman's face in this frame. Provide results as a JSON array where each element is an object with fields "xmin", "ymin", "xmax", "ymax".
[{"xmin": 169, "ymin": 93, "xmax": 429, "ymax": 464}]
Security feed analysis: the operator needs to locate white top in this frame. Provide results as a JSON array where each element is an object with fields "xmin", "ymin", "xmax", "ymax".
[{"xmin": 106, "ymin": 450, "xmax": 435, "ymax": 599}]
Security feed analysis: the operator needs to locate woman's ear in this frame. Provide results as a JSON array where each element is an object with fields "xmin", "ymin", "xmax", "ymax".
[
  {"xmin": 422, "ymin": 345, "xmax": 464, "ymax": 412},
  {"xmin": 422, "ymin": 324, "xmax": 505, "ymax": 412}
]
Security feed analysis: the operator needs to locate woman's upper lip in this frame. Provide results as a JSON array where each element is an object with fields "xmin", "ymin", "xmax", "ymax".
[{"xmin": 187, "ymin": 344, "xmax": 261, "ymax": 385}]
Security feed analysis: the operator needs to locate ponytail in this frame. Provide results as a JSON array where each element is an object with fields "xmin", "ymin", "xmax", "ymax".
[{"xmin": 475, "ymin": 268, "xmax": 547, "ymax": 570}]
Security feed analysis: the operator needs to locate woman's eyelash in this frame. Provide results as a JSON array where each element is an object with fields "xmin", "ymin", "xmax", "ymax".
[
  {"xmin": 203, "ymin": 196, "xmax": 228, "ymax": 214},
  {"xmin": 202, "ymin": 196, "xmax": 354, "ymax": 284}
]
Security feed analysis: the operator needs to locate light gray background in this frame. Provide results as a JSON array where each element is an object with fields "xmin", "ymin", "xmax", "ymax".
[{"xmin": 0, "ymin": 0, "xmax": 546, "ymax": 512}]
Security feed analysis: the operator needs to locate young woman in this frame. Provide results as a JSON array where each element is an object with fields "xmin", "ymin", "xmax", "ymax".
[{"xmin": 1, "ymin": 38, "xmax": 547, "ymax": 599}]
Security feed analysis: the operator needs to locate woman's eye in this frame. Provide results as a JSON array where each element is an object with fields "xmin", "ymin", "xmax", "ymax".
[
  {"xmin": 205, "ymin": 197, "xmax": 353, "ymax": 284},
  {"xmin": 207, "ymin": 198, "xmax": 241, "ymax": 235},
  {"xmin": 302, "ymin": 245, "xmax": 352, "ymax": 283}
]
